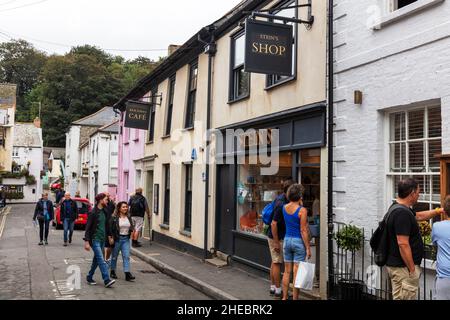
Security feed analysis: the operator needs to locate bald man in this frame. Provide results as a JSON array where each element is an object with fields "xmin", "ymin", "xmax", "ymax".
[{"xmin": 128, "ymin": 188, "xmax": 150, "ymax": 247}]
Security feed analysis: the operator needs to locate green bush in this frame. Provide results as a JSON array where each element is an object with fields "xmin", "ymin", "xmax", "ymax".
[
  {"xmin": 334, "ymin": 224, "xmax": 364, "ymax": 252},
  {"xmin": 5, "ymin": 192, "xmax": 24, "ymax": 200},
  {"xmin": 25, "ymin": 175, "xmax": 36, "ymax": 185}
]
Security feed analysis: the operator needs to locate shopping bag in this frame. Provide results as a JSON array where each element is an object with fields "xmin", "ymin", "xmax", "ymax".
[{"xmin": 294, "ymin": 261, "xmax": 315, "ymax": 290}]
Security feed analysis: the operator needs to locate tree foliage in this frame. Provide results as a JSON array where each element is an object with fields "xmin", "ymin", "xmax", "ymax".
[{"xmin": 0, "ymin": 40, "xmax": 159, "ymax": 147}]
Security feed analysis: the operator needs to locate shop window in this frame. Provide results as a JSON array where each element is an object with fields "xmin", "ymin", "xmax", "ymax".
[
  {"xmin": 163, "ymin": 164, "xmax": 170, "ymax": 225},
  {"xmin": 165, "ymin": 75, "xmax": 176, "ymax": 136},
  {"xmin": 229, "ymin": 31, "xmax": 250, "ymax": 102},
  {"xmin": 148, "ymin": 87, "xmax": 157, "ymax": 143},
  {"xmin": 266, "ymin": 0, "xmax": 297, "ymax": 87},
  {"xmin": 298, "ymin": 149, "xmax": 321, "ymax": 222},
  {"xmin": 387, "ymin": 106, "xmax": 441, "ymax": 246},
  {"xmin": 185, "ymin": 62, "xmax": 198, "ymax": 129},
  {"xmin": 184, "ymin": 164, "xmax": 193, "ymax": 232},
  {"xmin": 237, "ymin": 152, "xmax": 293, "ymax": 236}
]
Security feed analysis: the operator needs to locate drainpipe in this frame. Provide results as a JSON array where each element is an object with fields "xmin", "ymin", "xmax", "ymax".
[
  {"xmin": 203, "ymin": 27, "xmax": 217, "ymax": 261},
  {"xmin": 327, "ymin": 0, "xmax": 335, "ymax": 298}
]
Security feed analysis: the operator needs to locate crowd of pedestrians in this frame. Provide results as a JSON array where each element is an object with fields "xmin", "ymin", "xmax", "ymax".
[{"xmin": 32, "ymin": 187, "xmax": 151, "ymax": 289}]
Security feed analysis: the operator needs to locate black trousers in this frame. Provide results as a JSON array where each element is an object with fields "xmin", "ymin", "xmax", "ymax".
[{"xmin": 38, "ymin": 220, "xmax": 50, "ymax": 241}]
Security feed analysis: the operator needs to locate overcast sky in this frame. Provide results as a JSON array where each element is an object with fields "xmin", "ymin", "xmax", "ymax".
[{"xmin": 0, "ymin": 0, "xmax": 243, "ymax": 60}]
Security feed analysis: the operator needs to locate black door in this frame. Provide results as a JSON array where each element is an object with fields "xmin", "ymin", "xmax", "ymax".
[{"xmin": 215, "ymin": 165, "xmax": 235, "ymax": 255}]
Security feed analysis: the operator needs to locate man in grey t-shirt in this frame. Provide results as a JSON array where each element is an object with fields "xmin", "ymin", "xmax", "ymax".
[{"xmin": 432, "ymin": 196, "xmax": 450, "ymax": 300}]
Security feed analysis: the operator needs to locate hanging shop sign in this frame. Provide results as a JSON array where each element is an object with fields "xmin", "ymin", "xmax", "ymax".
[
  {"xmin": 244, "ymin": 19, "xmax": 293, "ymax": 76},
  {"xmin": 124, "ymin": 101, "xmax": 150, "ymax": 130}
]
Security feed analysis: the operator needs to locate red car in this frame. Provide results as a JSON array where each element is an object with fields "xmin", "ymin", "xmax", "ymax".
[{"xmin": 54, "ymin": 198, "xmax": 92, "ymax": 229}]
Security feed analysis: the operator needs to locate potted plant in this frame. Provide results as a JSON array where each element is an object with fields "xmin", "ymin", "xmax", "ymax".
[
  {"xmin": 334, "ymin": 223, "xmax": 365, "ymax": 300},
  {"xmin": 419, "ymin": 221, "xmax": 436, "ymax": 261}
]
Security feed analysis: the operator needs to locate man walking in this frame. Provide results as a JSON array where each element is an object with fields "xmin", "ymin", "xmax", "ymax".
[
  {"xmin": 104, "ymin": 191, "xmax": 116, "ymax": 262},
  {"xmin": 84, "ymin": 193, "xmax": 115, "ymax": 288},
  {"xmin": 60, "ymin": 192, "xmax": 79, "ymax": 246},
  {"xmin": 386, "ymin": 178, "xmax": 443, "ymax": 300},
  {"xmin": 33, "ymin": 192, "xmax": 54, "ymax": 245},
  {"xmin": 128, "ymin": 188, "xmax": 150, "ymax": 248},
  {"xmin": 268, "ymin": 179, "xmax": 294, "ymax": 299}
]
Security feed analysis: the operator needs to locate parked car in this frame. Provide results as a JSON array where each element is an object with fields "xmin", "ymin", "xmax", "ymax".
[{"xmin": 53, "ymin": 198, "xmax": 92, "ymax": 230}]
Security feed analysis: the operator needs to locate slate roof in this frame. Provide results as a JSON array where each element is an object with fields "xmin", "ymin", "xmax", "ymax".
[
  {"xmin": 72, "ymin": 107, "xmax": 119, "ymax": 126},
  {"xmin": 97, "ymin": 120, "xmax": 119, "ymax": 134},
  {"xmin": 13, "ymin": 123, "xmax": 42, "ymax": 148}
]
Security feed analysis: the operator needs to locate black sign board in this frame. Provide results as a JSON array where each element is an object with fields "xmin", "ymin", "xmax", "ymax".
[
  {"xmin": 244, "ymin": 19, "xmax": 293, "ymax": 76},
  {"xmin": 124, "ymin": 101, "xmax": 150, "ymax": 130}
]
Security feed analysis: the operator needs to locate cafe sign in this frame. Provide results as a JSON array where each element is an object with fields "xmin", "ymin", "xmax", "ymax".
[
  {"xmin": 124, "ymin": 101, "xmax": 150, "ymax": 130},
  {"xmin": 244, "ymin": 19, "xmax": 293, "ymax": 76}
]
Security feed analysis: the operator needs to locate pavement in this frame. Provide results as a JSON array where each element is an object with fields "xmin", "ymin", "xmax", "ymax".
[
  {"xmin": 131, "ymin": 239, "xmax": 321, "ymax": 300},
  {"xmin": 0, "ymin": 204, "xmax": 209, "ymax": 300}
]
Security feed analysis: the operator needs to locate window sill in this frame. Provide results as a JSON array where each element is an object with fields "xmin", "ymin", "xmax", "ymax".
[
  {"xmin": 264, "ymin": 76, "xmax": 296, "ymax": 91},
  {"xmin": 123, "ymin": 141, "xmax": 130, "ymax": 145},
  {"xmin": 159, "ymin": 223, "xmax": 169, "ymax": 230},
  {"xmin": 132, "ymin": 138, "xmax": 139, "ymax": 142},
  {"xmin": 372, "ymin": 0, "xmax": 445, "ymax": 30},
  {"xmin": 182, "ymin": 127, "xmax": 195, "ymax": 132},
  {"xmin": 146, "ymin": 141, "xmax": 154, "ymax": 145},
  {"xmin": 179, "ymin": 230, "xmax": 192, "ymax": 238},
  {"xmin": 161, "ymin": 135, "xmax": 171, "ymax": 140},
  {"xmin": 227, "ymin": 94, "xmax": 250, "ymax": 105}
]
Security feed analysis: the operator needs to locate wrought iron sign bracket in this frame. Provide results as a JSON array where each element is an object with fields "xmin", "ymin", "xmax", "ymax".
[
  {"xmin": 247, "ymin": 1, "xmax": 314, "ymax": 28},
  {"xmin": 129, "ymin": 93, "xmax": 163, "ymax": 107}
]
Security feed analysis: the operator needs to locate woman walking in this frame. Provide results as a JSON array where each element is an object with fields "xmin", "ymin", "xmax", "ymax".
[
  {"xmin": 109, "ymin": 201, "xmax": 135, "ymax": 281},
  {"xmin": 33, "ymin": 192, "xmax": 54, "ymax": 245},
  {"xmin": 281, "ymin": 184, "xmax": 311, "ymax": 300}
]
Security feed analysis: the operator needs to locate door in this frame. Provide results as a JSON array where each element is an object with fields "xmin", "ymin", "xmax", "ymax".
[
  {"xmin": 215, "ymin": 165, "xmax": 235, "ymax": 255},
  {"xmin": 143, "ymin": 170, "xmax": 154, "ymax": 239}
]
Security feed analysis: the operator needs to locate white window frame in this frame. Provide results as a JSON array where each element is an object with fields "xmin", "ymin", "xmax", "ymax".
[{"xmin": 386, "ymin": 105, "xmax": 442, "ymax": 213}]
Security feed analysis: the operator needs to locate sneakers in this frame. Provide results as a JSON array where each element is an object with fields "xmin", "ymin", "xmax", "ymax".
[
  {"xmin": 274, "ymin": 290, "xmax": 283, "ymax": 300},
  {"xmin": 86, "ymin": 277, "xmax": 97, "ymax": 285},
  {"xmin": 125, "ymin": 272, "xmax": 135, "ymax": 282},
  {"xmin": 110, "ymin": 270, "xmax": 117, "ymax": 279},
  {"xmin": 104, "ymin": 279, "xmax": 116, "ymax": 288},
  {"xmin": 44, "ymin": 240, "xmax": 48, "ymax": 245},
  {"xmin": 63, "ymin": 242, "xmax": 67, "ymax": 247},
  {"xmin": 38, "ymin": 241, "xmax": 43, "ymax": 246},
  {"xmin": 69, "ymin": 237, "xmax": 72, "ymax": 244}
]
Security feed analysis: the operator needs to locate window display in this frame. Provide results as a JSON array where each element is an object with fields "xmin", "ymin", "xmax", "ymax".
[{"xmin": 237, "ymin": 153, "xmax": 293, "ymax": 236}]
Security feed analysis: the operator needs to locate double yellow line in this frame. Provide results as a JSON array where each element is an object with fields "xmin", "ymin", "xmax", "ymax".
[{"xmin": 0, "ymin": 206, "xmax": 11, "ymax": 239}]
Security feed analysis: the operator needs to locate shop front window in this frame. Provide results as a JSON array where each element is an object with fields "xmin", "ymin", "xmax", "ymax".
[
  {"xmin": 237, "ymin": 152, "xmax": 293, "ymax": 236},
  {"xmin": 298, "ymin": 149, "xmax": 321, "ymax": 224}
]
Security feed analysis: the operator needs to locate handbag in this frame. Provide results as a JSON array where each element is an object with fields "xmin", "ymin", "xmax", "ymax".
[{"xmin": 294, "ymin": 261, "xmax": 315, "ymax": 291}]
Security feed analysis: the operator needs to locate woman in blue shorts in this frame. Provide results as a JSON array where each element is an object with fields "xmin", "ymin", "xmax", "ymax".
[{"xmin": 282, "ymin": 184, "xmax": 311, "ymax": 300}]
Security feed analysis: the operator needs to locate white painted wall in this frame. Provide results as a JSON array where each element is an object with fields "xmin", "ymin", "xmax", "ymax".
[
  {"xmin": 65, "ymin": 126, "xmax": 80, "ymax": 194},
  {"xmin": 333, "ymin": 0, "xmax": 450, "ymax": 297}
]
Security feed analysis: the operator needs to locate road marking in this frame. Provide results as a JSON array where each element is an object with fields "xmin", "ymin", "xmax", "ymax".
[
  {"xmin": 0, "ymin": 206, "xmax": 11, "ymax": 239},
  {"xmin": 50, "ymin": 280, "xmax": 79, "ymax": 300}
]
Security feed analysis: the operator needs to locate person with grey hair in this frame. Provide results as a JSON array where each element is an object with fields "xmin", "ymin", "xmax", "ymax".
[
  {"xmin": 33, "ymin": 193, "xmax": 54, "ymax": 245},
  {"xmin": 60, "ymin": 192, "xmax": 79, "ymax": 246}
]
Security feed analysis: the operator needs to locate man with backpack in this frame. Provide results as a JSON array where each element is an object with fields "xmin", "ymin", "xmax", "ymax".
[
  {"xmin": 379, "ymin": 178, "xmax": 443, "ymax": 300},
  {"xmin": 128, "ymin": 188, "xmax": 150, "ymax": 248},
  {"xmin": 266, "ymin": 179, "xmax": 294, "ymax": 299}
]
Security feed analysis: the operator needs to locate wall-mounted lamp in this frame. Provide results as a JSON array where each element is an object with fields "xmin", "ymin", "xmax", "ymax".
[{"xmin": 354, "ymin": 90, "xmax": 363, "ymax": 105}]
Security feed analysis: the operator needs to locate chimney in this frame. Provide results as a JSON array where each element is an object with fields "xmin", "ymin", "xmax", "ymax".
[
  {"xmin": 34, "ymin": 117, "xmax": 41, "ymax": 128},
  {"xmin": 168, "ymin": 44, "xmax": 181, "ymax": 56}
]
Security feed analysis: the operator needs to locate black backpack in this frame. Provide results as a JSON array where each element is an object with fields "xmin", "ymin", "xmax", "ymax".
[
  {"xmin": 130, "ymin": 195, "xmax": 145, "ymax": 215},
  {"xmin": 369, "ymin": 203, "xmax": 403, "ymax": 267}
]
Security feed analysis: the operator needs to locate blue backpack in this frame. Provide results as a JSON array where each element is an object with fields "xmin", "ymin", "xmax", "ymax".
[{"xmin": 262, "ymin": 198, "xmax": 279, "ymax": 225}]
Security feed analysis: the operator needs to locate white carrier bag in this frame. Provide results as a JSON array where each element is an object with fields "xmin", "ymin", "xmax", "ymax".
[{"xmin": 294, "ymin": 261, "xmax": 315, "ymax": 291}]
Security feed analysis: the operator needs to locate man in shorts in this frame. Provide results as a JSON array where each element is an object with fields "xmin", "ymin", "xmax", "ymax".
[
  {"xmin": 128, "ymin": 188, "xmax": 150, "ymax": 248},
  {"xmin": 268, "ymin": 179, "xmax": 294, "ymax": 299}
]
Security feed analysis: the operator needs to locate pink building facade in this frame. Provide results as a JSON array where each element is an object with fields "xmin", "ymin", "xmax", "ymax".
[{"xmin": 117, "ymin": 112, "xmax": 145, "ymax": 202}]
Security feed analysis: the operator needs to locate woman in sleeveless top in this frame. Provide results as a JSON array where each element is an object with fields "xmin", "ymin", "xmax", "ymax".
[{"xmin": 282, "ymin": 184, "xmax": 311, "ymax": 300}]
